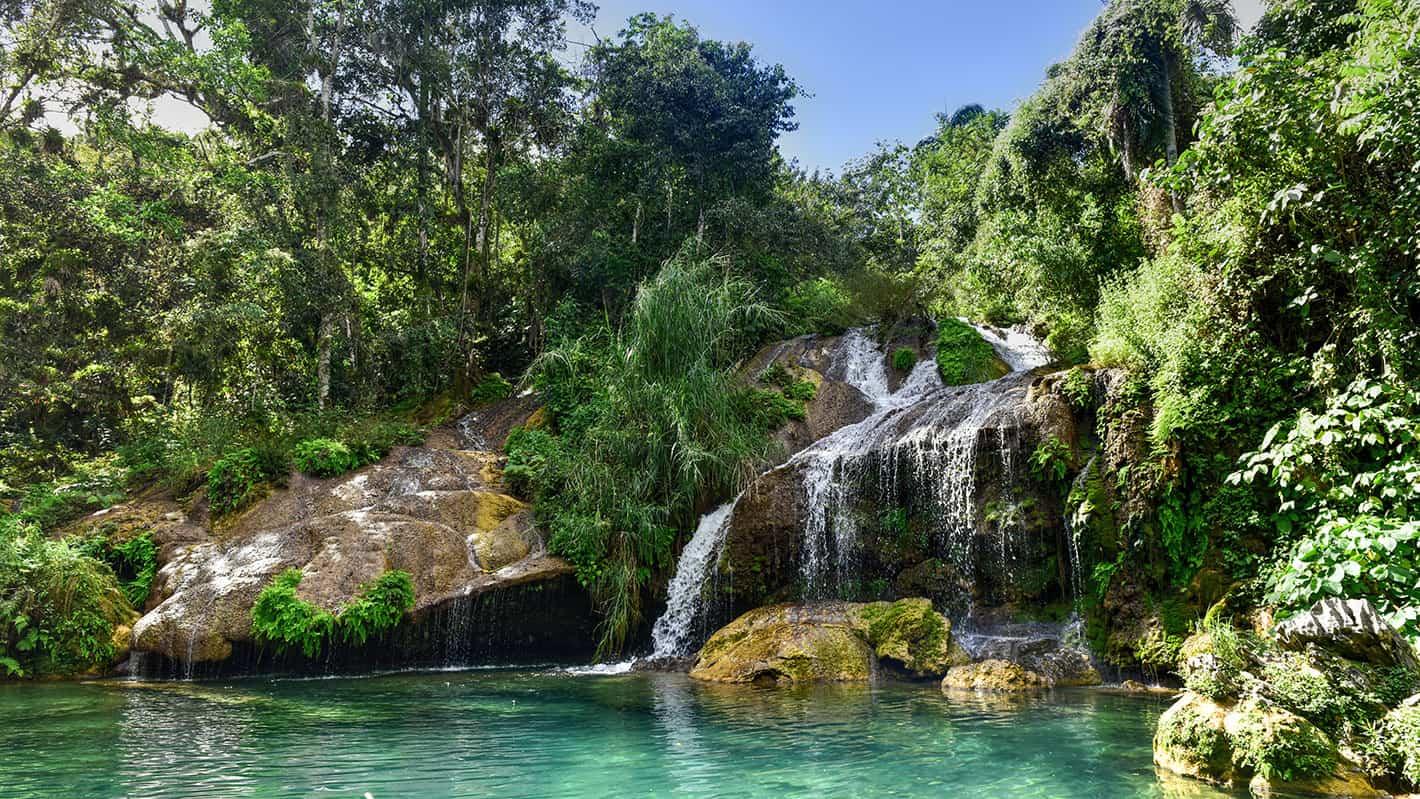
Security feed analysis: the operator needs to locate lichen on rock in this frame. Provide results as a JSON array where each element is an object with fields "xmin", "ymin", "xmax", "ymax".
[
  {"xmin": 849, "ymin": 598, "xmax": 969, "ymax": 677},
  {"xmin": 941, "ymin": 659, "xmax": 1050, "ymax": 692}
]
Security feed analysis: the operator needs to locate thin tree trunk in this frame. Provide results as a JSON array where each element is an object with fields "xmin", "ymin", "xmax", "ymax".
[
  {"xmin": 317, "ymin": 312, "xmax": 335, "ymax": 409},
  {"xmin": 1159, "ymin": 52, "xmax": 1184, "ymax": 214}
]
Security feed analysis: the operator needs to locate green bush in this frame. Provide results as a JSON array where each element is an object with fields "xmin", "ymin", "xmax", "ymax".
[
  {"xmin": 1370, "ymin": 705, "xmax": 1420, "ymax": 787},
  {"xmin": 782, "ymin": 379, "xmax": 817, "ymax": 402},
  {"xmin": 470, "ymin": 372, "xmax": 513, "ymax": 405},
  {"xmin": 1029, "ymin": 436, "xmax": 1071, "ymax": 483},
  {"xmin": 503, "ymin": 426, "xmax": 563, "ymax": 496},
  {"xmin": 782, "ymin": 277, "xmax": 852, "ymax": 336},
  {"xmin": 0, "ymin": 519, "xmax": 130, "ymax": 677},
  {"xmin": 11, "ymin": 458, "xmax": 126, "ymax": 531},
  {"xmin": 250, "ymin": 569, "xmax": 335, "ymax": 659},
  {"xmin": 1227, "ymin": 698, "xmax": 1338, "ymax": 783},
  {"xmin": 76, "ymin": 530, "xmax": 158, "ymax": 608},
  {"xmin": 891, "ymin": 347, "xmax": 917, "ymax": 371},
  {"xmin": 339, "ymin": 571, "xmax": 415, "ymax": 646},
  {"xmin": 251, "ymin": 568, "xmax": 416, "ymax": 658},
  {"xmin": 749, "ymin": 388, "xmax": 807, "ymax": 428},
  {"xmin": 293, "ymin": 438, "xmax": 359, "ymax": 478},
  {"xmin": 759, "ymin": 363, "xmax": 792, "ymax": 387},
  {"xmin": 935, "ymin": 318, "xmax": 1005, "ymax": 386},
  {"xmin": 1060, "ymin": 367, "xmax": 1093, "ymax": 409},
  {"xmin": 207, "ymin": 446, "xmax": 288, "ymax": 517}
]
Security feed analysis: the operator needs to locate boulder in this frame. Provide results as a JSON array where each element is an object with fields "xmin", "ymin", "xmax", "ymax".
[
  {"xmin": 689, "ymin": 603, "xmax": 874, "ymax": 685},
  {"xmin": 689, "ymin": 599, "xmax": 967, "ymax": 685},
  {"xmin": 941, "ymin": 659, "xmax": 1050, "ymax": 692},
  {"xmin": 849, "ymin": 598, "xmax": 970, "ymax": 677},
  {"xmin": 1274, "ymin": 598, "xmax": 1420, "ymax": 671},
  {"xmin": 1154, "ymin": 692, "xmax": 1237, "ymax": 785}
]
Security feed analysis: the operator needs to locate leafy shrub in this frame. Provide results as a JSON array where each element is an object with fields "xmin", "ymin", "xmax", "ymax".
[
  {"xmin": 1227, "ymin": 698, "xmax": 1337, "ymax": 782},
  {"xmin": 470, "ymin": 372, "xmax": 513, "ymax": 405},
  {"xmin": 935, "ymin": 318, "xmax": 1005, "ymax": 385},
  {"xmin": 338, "ymin": 571, "xmax": 415, "ymax": 646},
  {"xmin": 207, "ymin": 446, "xmax": 287, "ymax": 517},
  {"xmin": 0, "ymin": 519, "xmax": 130, "ymax": 677},
  {"xmin": 528, "ymin": 255, "xmax": 777, "ymax": 655},
  {"xmin": 1029, "ymin": 436, "xmax": 1071, "ymax": 483},
  {"xmin": 782, "ymin": 379, "xmax": 817, "ymax": 402},
  {"xmin": 1260, "ymin": 653, "xmax": 1355, "ymax": 731},
  {"xmin": 251, "ymin": 568, "xmax": 415, "ymax": 658},
  {"xmin": 76, "ymin": 530, "xmax": 158, "ymax": 608},
  {"xmin": 782, "ymin": 277, "xmax": 852, "ymax": 336},
  {"xmin": 251, "ymin": 569, "xmax": 336, "ymax": 658},
  {"xmin": 1043, "ymin": 311, "xmax": 1090, "ymax": 365},
  {"xmin": 1264, "ymin": 517, "xmax": 1420, "ymax": 643},
  {"xmin": 11, "ymin": 458, "xmax": 126, "ymax": 531},
  {"xmin": 891, "ymin": 347, "xmax": 917, "ymax": 371},
  {"xmin": 759, "ymin": 363, "xmax": 792, "ymax": 387},
  {"xmin": 503, "ymin": 426, "xmax": 563, "ymax": 496},
  {"xmin": 293, "ymin": 438, "xmax": 359, "ymax": 478},
  {"xmin": 1179, "ymin": 619, "xmax": 1250, "ymax": 701},
  {"xmin": 1060, "ymin": 367, "xmax": 1093, "ymax": 409},
  {"xmin": 1370, "ymin": 705, "xmax": 1420, "ymax": 787}
]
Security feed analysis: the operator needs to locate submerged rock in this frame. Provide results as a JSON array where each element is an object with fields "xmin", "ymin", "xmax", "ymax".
[
  {"xmin": 689, "ymin": 598, "xmax": 967, "ymax": 684},
  {"xmin": 941, "ymin": 659, "xmax": 1050, "ymax": 692}
]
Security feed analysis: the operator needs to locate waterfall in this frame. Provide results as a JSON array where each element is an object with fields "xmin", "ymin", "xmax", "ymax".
[
  {"xmin": 645, "ymin": 322, "xmax": 1054, "ymax": 661},
  {"xmin": 649, "ymin": 502, "xmax": 738, "ymax": 659}
]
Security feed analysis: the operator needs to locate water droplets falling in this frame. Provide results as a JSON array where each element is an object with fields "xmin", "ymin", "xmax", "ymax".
[{"xmin": 649, "ymin": 502, "xmax": 737, "ymax": 659}]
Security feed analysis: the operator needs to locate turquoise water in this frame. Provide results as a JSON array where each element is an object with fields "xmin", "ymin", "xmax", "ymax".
[{"xmin": 0, "ymin": 670, "xmax": 1238, "ymax": 798}]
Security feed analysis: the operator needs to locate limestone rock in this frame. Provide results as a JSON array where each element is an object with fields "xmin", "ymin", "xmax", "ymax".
[
  {"xmin": 941, "ymin": 659, "xmax": 1050, "ymax": 692},
  {"xmin": 689, "ymin": 603, "xmax": 873, "ymax": 684},
  {"xmin": 1154, "ymin": 692, "xmax": 1237, "ymax": 785},
  {"xmin": 1274, "ymin": 598, "xmax": 1420, "ymax": 671},
  {"xmin": 131, "ymin": 419, "xmax": 579, "ymax": 667}
]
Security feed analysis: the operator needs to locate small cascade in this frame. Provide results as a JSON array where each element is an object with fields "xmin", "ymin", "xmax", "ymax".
[
  {"xmin": 638, "ymin": 321, "xmax": 1061, "ymax": 665},
  {"xmin": 649, "ymin": 502, "xmax": 738, "ymax": 659},
  {"xmin": 1063, "ymin": 455, "xmax": 1098, "ymax": 611},
  {"xmin": 792, "ymin": 323, "xmax": 1050, "ymax": 601}
]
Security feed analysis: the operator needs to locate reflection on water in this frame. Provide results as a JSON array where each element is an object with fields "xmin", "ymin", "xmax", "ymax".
[{"xmin": 0, "ymin": 673, "xmax": 1239, "ymax": 799}]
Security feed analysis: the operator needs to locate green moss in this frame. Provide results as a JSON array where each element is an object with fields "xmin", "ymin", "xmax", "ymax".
[
  {"xmin": 1261, "ymin": 653, "xmax": 1355, "ymax": 731},
  {"xmin": 935, "ymin": 318, "xmax": 1007, "ymax": 386},
  {"xmin": 1156, "ymin": 703, "xmax": 1231, "ymax": 775},
  {"xmin": 748, "ymin": 388, "xmax": 807, "ymax": 429},
  {"xmin": 759, "ymin": 363, "xmax": 792, "ymax": 387},
  {"xmin": 891, "ymin": 347, "xmax": 917, "ymax": 371},
  {"xmin": 1227, "ymin": 699, "xmax": 1338, "ymax": 782},
  {"xmin": 853, "ymin": 598, "xmax": 959, "ymax": 676},
  {"xmin": 1060, "ymin": 367, "xmax": 1093, "ymax": 409}
]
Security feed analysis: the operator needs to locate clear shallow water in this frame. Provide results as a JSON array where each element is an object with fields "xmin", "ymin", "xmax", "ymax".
[{"xmin": 0, "ymin": 671, "xmax": 1239, "ymax": 799}]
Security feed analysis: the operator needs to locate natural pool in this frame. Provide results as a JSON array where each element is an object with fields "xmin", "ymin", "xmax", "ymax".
[{"xmin": 1, "ymin": 669, "xmax": 1239, "ymax": 798}]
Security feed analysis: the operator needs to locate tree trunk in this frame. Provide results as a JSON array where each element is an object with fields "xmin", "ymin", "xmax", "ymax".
[
  {"xmin": 1159, "ymin": 51, "xmax": 1184, "ymax": 214},
  {"xmin": 317, "ymin": 312, "xmax": 335, "ymax": 409}
]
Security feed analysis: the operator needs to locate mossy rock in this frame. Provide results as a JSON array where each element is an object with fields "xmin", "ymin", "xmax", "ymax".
[
  {"xmin": 941, "ymin": 659, "xmax": 1049, "ymax": 692},
  {"xmin": 1154, "ymin": 693, "xmax": 1237, "ymax": 784},
  {"xmin": 849, "ymin": 598, "xmax": 969, "ymax": 677},
  {"xmin": 935, "ymin": 318, "xmax": 1010, "ymax": 386},
  {"xmin": 689, "ymin": 604, "xmax": 873, "ymax": 685}
]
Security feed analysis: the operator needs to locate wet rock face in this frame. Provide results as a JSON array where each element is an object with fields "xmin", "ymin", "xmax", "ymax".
[
  {"xmin": 1275, "ymin": 598, "xmax": 1420, "ymax": 671},
  {"xmin": 689, "ymin": 599, "xmax": 967, "ymax": 684},
  {"xmin": 130, "ymin": 401, "xmax": 587, "ymax": 669}
]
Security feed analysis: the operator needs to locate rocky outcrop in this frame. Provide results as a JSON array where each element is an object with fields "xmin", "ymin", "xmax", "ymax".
[
  {"xmin": 941, "ymin": 659, "xmax": 1050, "ymax": 692},
  {"xmin": 742, "ymin": 333, "xmax": 875, "ymax": 459},
  {"xmin": 122, "ymin": 398, "xmax": 593, "ymax": 670},
  {"xmin": 689, "ymin": 599, "xmax": 967, "ymax": 684},
  {"xmin": 1154, "ymin": 606, "xmax": 1420, "ymax": 797},
  {"xmin": 1275, "ymin": 598, "xmax": 1420, "ymax": 671}
]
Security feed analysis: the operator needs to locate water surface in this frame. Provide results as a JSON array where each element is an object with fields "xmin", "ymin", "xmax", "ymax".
[{"xmin": 1, "ymin": 671, "xmax": 1238, "ymax": 798}]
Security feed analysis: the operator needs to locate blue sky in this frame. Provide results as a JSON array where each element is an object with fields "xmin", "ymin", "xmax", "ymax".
[{"xmin": 576, "ymin": 0, "xmax": 1266, "ymax": 174}]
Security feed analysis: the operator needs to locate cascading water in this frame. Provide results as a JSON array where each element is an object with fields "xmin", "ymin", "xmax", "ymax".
[
  {"xmin": 646, "ymin": 322, "xmax": 1055, "ymax": 660},
  {"xmin": 648, "ymin": 502, "xmax": 738, "ymax": 659}
]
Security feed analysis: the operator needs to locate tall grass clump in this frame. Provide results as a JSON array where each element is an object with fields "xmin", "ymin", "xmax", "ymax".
[{"xmin": 521, "ymin": 253, "xmax": 780, "ymax": 655}]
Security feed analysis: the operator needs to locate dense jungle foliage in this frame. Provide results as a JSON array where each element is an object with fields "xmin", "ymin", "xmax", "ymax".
[{"xmin": 1, "ymin": 0, "xmax": 1417, "ymax": 667}]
